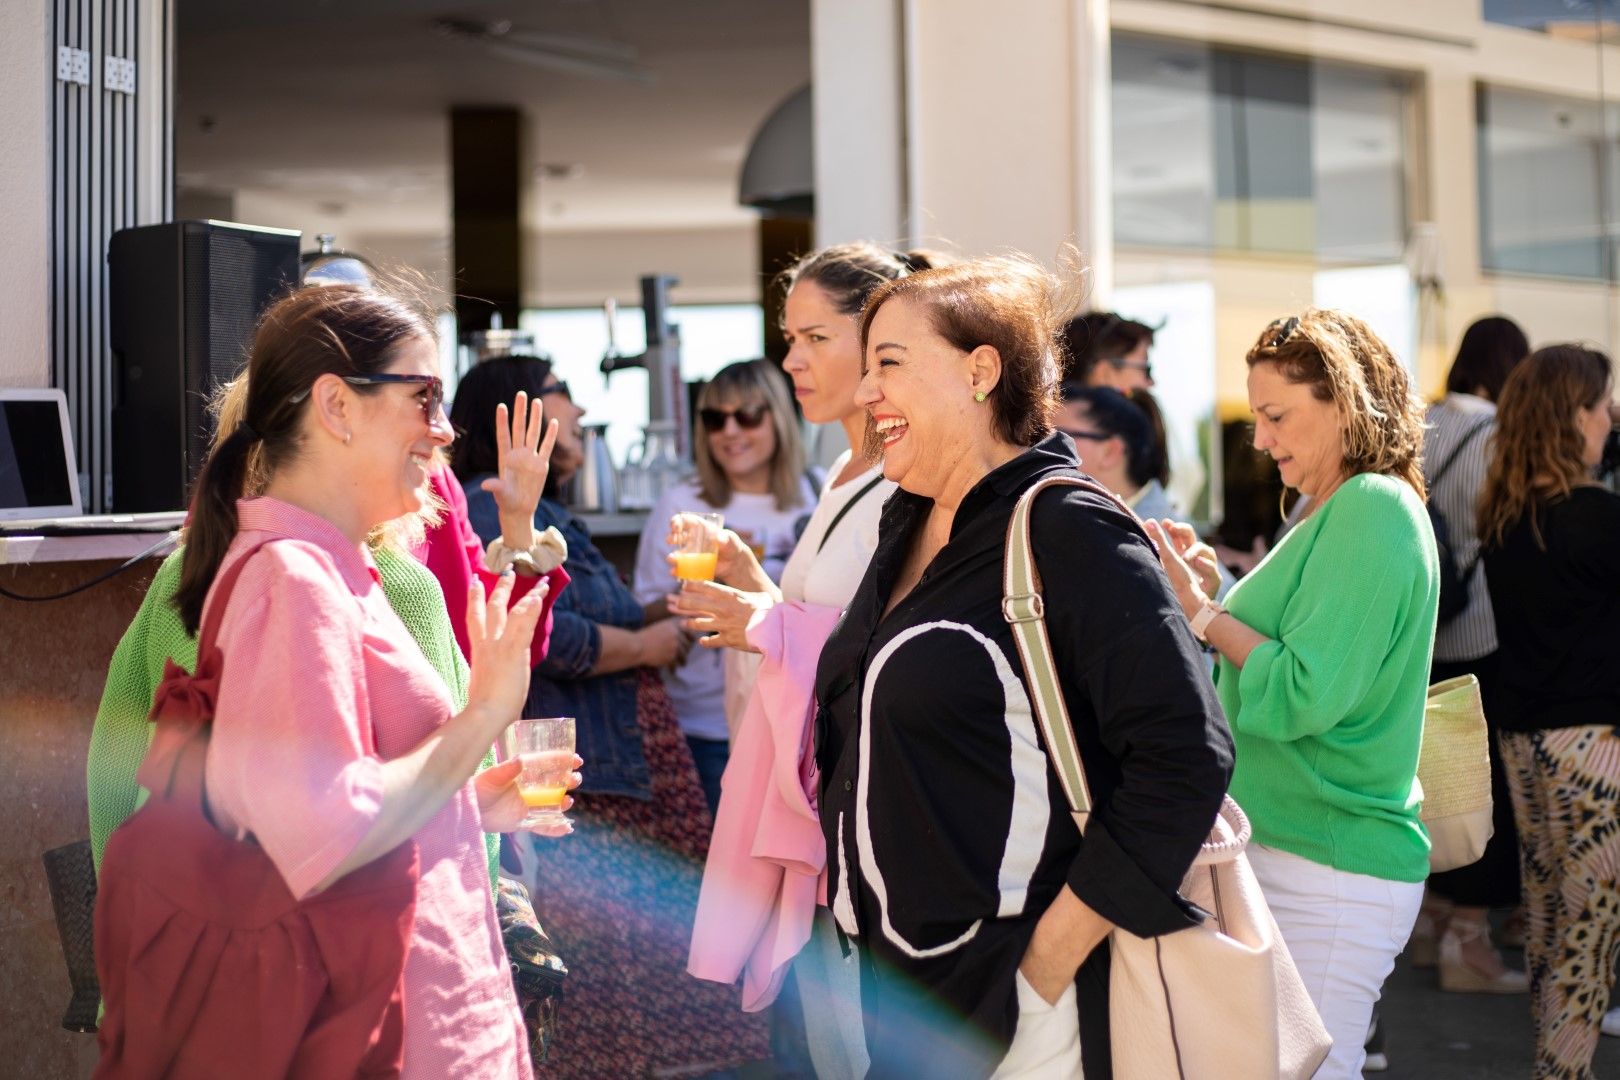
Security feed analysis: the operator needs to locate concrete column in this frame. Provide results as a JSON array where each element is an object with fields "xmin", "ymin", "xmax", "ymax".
[
  {"xmin": 811, "ymin": 0, "xmax": 1111, "ymax": 285},
  {"xmin": 451, "ymin": 106, "xmax": 525, "ymax": 331},
  {"xmin": 902, "ymin": 0, "xmax": 1112, "ymax": 290},
  {"xmin": 811, "ymin": 0, "xmax": 906, "ymax": 247}
]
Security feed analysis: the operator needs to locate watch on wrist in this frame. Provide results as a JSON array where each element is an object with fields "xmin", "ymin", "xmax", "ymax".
[{"xmin": 1188, "ymin": 599, "xmax": 1226, "ymax": 643}]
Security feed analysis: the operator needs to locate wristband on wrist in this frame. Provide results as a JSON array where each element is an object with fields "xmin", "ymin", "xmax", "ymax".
[{"xmin": 1188, "ymin": 599, "xmax": 1226, "ymax": 643}]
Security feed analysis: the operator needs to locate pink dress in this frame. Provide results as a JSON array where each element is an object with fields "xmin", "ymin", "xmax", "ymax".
[{"xmin": 205, "ymin": 497, "xmax": 533, "ymax": 1079}]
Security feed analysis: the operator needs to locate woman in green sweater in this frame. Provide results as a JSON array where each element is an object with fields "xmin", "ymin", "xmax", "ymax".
[{"xmin": 1148, "ymin": 309, "xmax": 1438, "ymax": 1080}]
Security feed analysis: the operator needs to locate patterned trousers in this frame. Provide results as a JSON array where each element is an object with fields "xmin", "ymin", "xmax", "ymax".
[{"xmin": 1500, "ymin": 726, "xmax": 1620, "ymax": 1080}]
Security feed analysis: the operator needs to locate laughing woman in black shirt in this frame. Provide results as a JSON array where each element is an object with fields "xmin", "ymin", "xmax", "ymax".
[
  {"xmin": 814, "ymin": 255, "xmax": 1232, "ymax": 1078},
  {"xmin": 1478, "ymin": 344, "xmax": 1620, "ymax": 1080}
]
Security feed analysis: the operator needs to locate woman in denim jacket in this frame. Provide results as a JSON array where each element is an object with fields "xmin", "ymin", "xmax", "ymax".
[{"xmin": 450, "ymin": 354, "xmax": 769, "ymax": 1078}]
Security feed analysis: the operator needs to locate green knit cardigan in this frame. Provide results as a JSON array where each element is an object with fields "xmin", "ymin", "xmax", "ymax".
[{"xmin": 87, "ymin": 543, "xmax": 501, "ymax": 885}]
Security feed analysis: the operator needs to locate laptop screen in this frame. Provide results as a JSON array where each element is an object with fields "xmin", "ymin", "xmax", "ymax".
[{"xmin": 0, "ymin": 398, "xmax": 77, "ymax": 513}]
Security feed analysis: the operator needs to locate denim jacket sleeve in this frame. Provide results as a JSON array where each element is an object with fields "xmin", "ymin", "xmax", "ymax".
[{"xmin": 538, "ymin": 610, "xmax": 602, "ymax": 679}]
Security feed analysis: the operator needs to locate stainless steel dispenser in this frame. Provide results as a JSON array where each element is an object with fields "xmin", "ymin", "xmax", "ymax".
[{"xmin": 600, "ymin": 274, "xmax": 688, "ymax": 460}]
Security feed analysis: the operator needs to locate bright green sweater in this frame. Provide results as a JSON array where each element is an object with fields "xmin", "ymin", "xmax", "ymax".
[
  {"xmin": 87, "ymin": 543, "xmax": 500, "ymax": 885},
  {"xmin": 1215, "ymin": 473, "xmax": 1438, "ymax": 883}
]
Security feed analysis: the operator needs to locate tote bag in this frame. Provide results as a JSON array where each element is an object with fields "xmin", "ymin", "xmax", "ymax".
[
  {"xmin": 95, "ymin": 541, "xmax": 420, "ymax": 1080},
  {"xmin": 1002, "ymin": 475, "xmax": 1331, "ymax": 1080}
]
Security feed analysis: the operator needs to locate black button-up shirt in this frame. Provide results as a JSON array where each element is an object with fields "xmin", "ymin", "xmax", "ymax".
[{"xmin": 814, "ymin": 434, "xmax": 1233, "ymax": 1077}]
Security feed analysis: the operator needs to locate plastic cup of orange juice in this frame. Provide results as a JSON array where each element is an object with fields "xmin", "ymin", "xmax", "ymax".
[
  {"xmin": 499, "ymin": 717, "xmax": 575, "ymax": 828},
  {"xmin": 672, "ymin": 512, "xmax": 724, "ymax": 582}
]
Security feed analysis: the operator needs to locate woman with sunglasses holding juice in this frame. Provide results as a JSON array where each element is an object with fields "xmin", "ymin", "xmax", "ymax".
[{"xmin": 632, "ymin": 360, "xmax": 815, "ymax": 814}]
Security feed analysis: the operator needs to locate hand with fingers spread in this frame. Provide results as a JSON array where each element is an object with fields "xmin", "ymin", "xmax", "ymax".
[
  {"xmin": 668, "ymin": 579, "xmax": 774, "ymax": 653},
  {"xmin": 475, "ymin": 753, "xmax": 585, "ymax": 836},
  {"xmin": 465, "ymin": 571, "xmax": 550, "ymax": 724},
  {"xmin": 480, "ymin": 391, "xmax": 560, "ymax": 554}
]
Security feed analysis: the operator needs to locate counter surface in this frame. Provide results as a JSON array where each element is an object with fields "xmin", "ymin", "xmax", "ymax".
[{"xmin": 0, "ymin": 530, "xmax": 179, "ymax": 566}]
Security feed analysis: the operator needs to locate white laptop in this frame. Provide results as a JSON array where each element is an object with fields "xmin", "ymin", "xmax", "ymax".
[{"xmin": 0, "ymin": 389, "xmax": 186, "ymax": 534}]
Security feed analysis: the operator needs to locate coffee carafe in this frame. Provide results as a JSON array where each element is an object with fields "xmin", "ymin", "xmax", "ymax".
[
  {"xmin": 618, "ymin": 420, "xmax": 682, "ymax": 511},
  {"xmin": 567, "ymin": 423, "xmax": 618, "ymax": 513}
]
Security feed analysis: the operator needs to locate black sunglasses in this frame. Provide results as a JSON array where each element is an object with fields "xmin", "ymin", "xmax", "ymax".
[
  {"xmin": 537, "ymin": 380, "xmax": 572, "ymax": 401},
  {"xmin": 1266, "ymin": 316, "xmax": 1301, "ymax": 349},
  {"xmin": 699, "ymin": 404, "xmax": 770, "ymax": 432},
  {"xmin": 1059, "ymin": 427, "xmax": 1112, "ymax": 442},
  {"xmin": 290, "ymin": 373, "xmax": 445, "ymax": 419}
]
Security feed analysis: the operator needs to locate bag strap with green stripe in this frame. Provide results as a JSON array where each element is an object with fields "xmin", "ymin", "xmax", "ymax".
[{"xmin": 1002, "ymin": 473, "xmax": 1148, "ymax": 830}]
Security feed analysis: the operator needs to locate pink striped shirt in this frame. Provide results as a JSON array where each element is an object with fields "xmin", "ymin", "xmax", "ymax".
[{"xmin": 205, "ymin": 497, "xmax": 531, "ymax": 1079}]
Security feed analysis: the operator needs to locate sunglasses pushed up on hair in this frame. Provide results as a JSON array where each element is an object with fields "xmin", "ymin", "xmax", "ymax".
[{"xmin": 699, "ymin": 404, "xmax": 770, "ymax": 433}]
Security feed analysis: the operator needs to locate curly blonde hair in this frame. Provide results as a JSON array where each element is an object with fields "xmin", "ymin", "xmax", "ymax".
[
  {"xmin": 1246, "ymin": 308, "xmax": 1427, "ymax": 499},
  {"xmin": 1478, "ymin": 344, "xmax": 1612, "ymax": 550}
]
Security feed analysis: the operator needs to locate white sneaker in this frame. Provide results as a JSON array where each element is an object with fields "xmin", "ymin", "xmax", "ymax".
[{"xmin": 1602, "ymin": 1007, "xmax": 1620, "ymax": 1037}]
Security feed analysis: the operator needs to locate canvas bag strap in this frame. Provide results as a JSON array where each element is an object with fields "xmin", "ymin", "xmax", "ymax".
[{"xmin": 1003, "ymin": 473, "xmax": 1144, "ymax": 830}]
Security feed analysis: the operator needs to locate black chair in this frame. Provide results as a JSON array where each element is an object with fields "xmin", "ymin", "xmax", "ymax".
[{"xmin": 41, "ymin": 840, "xmax": 99, "ymax": 1033}]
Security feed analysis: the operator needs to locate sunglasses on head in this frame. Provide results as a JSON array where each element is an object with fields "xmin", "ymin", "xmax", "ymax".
[
  {"xmin": 699, "ymin": 404, "xmax": 770, "ymax": 432},
  {"xmin": 290, "ymin": 373, "xmax": 445, "ymax": 420}
]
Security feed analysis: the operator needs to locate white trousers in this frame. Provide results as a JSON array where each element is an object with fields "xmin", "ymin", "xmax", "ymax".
[
  {"xmin": 796, "ymin": 907, "xmax": 871, "ymax": 1080},
  {"xmin": 990, "ymin": 971, "xmax": 1083, "ymax": 1079},
  {"xmin": 1248, "ymin": 845, "xmax": 1423, "ymax": 1080}
]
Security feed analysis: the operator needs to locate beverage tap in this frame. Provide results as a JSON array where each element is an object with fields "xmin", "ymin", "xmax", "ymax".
[{"xmin": 598, "ymin": 274, "xmax": 688, "ymax": 459}]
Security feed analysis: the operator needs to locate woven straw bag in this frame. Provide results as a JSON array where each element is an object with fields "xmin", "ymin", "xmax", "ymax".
[
  {"xmin": 1418, "ymin": 675, "xmax": 1493, "ymax": 872},
  {"xmin": 1002, "ymin": 475, "xmax": 1331, "ymax": 1080}
]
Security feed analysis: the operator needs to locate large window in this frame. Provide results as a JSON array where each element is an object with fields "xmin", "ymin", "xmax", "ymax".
[
  {"xmin": 518, "ymin": 304, "xmax": 766, "ymax": 466},
  {"xmin": 1112, "ymin": 36, "xmax": 1413, "ymax": 261},
  {"xmin": 1478, "ymin": 84, "xmax": 1620, "ymax": 281}
]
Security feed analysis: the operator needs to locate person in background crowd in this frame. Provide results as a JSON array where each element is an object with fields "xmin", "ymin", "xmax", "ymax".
[
  {"xmin": 679, "ymin": 242, "xmax": 933, "ymax": 1080},
  {"xmin": 1060, "ymin": 310, "xmax": 1156, "ymax": 393},
  {"xmin": 1058, "ymin": 384, "xmax": 1180, "ymax": 520},
  {"xmin": 96, "ymin": 285, "xmax": 559, "ymax": 1077},
  {"xmin": 632, "ymin": 359, "xmax": 815, "ymax": 814},
  {"xmin": 1151, "ymin": 309, "xmax": 1437, "ymax": 1080},
  {"xmin": 451, "ymin": 354, "xmax": 769, "ymax": 1079},
  {"xmin": 1478, "ymin": 344, "xmax": 1620, "ymax": 1080},
  {"xmin": 810, "ymin": 254, "xmax": 1231, "ymax": 1076},
  {"xmin": 1410, "ymin": 315, "xmax": 1530, "ymax": 995}
]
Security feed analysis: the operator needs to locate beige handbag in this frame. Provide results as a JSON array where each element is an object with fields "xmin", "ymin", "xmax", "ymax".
[
  {"xmin": 1418, "ymin": 675, "xmax": 1493, "ymax": 872},
  {"xmin": 1002, "ymin": 475, "xmax": 1332, "ymax": 1080}
]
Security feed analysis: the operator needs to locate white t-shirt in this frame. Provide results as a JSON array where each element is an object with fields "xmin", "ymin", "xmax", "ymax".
[
  {"xmin": 779, "ymin": 450, "xmax": 895, "ymax": 609},
  {"xmin": 633, "ymin": 476, "xmax": 816, "ymax": 741}
]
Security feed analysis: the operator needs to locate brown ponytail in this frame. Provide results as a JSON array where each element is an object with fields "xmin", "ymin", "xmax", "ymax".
[
  {"xmin": 173, "ymin": 285, "xmax": 433, "ymax": 634},
  {"xmin": 774, "ymin": 242, "xmax": 955, "ymax": 320}
]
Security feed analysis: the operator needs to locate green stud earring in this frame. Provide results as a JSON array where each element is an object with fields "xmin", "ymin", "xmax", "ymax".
[{"xmin": 974, "ymin": 391, "xmax": 987, "ymax": 403}]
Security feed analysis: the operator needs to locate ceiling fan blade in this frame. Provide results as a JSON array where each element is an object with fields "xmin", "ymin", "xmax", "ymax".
[
  {"xmin": 498, "ymin": 29, "xmax": 640, "ymax": 63},
  {"xmin": 479, "ymin": 41, "xmax": 656, "ymax": 84}
]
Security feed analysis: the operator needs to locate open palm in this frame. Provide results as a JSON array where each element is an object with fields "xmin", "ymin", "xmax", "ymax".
[{"xmin": 481, "ymin": 391, "xmax": 559, "ymax": 540}]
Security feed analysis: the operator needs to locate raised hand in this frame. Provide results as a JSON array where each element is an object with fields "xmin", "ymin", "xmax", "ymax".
[
  {"xmin": 464, "ymin": 572, "xmax": 548, "ymax": 723},
  {"xmin": 481, "ymin": 391, "xmax": 560, "ymax": 551}
]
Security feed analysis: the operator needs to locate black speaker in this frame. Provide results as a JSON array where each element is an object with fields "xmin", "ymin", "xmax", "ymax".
[{"xmin": 109, "ymin": 220, "xmax": 301, "ymax": 511}]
